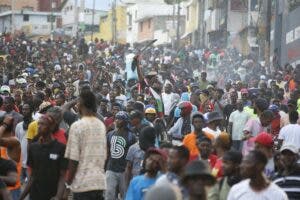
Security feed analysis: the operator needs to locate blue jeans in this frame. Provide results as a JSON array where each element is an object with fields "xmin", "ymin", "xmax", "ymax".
[
  {"xmin": 10, "ymin": 188, "xmax": 21, "ymax": 200},
  {"xmin": 105, "ymin": 170, "xmax": 125, "ymax": 200}
]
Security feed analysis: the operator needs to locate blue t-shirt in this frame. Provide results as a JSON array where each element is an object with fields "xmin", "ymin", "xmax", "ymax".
[{"xmin": 125, "ymin": 175, "xmax": 158, "ymax": 200}]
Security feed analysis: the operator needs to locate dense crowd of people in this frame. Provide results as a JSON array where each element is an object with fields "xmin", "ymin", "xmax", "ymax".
[{"xmin": 0, "ymin": 31, "xmax": 300, "ymax": 200}]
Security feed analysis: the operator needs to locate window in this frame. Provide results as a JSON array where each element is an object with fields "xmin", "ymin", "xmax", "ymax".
[
  {"xmin": 70, "ymin": 6, "xmax": 73, "ymax": 10},
  {"xmin": 135, "ymin": 10, "xmax": 137, "ymax": 19},
  {"xmin": 187, "ymin": 6, "xmax": 189, "ymax": 21},
  {"xmin": 140, "ymin": 22, "xmax": 143, "ymax": 32},
  {"xmin": 148, "ymin": 19, "xmax": 151, "ymax": 29},
  {"xmin": 47, "ymin": 15, "xmax": 55, "ymax": 22},
  {"xmin": 128, "ymin": 14, "xmax": 132, "ymax": 26},
  {"xmin": 23, "ymin": 14, "xmax": 29, "ymax": 21}
]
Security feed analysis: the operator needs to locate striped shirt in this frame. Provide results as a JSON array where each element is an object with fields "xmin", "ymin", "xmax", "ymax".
[{"xmin": 273, "ymin": 168, "xmax": 300, "ymax": 200}]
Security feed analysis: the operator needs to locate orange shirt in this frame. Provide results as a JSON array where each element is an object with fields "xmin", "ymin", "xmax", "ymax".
[
  {"xmin": 0, "ymin": 147, "xmax": 22, "ymax": 190},
  {"xmin": 183, "ymin": 131, "xmax": 214, "ymax": 159}
]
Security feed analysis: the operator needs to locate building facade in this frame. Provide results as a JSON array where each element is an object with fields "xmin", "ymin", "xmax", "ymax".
[
  {"xmin": 99, "ymin": 5, "xmax": 127, "ymax": 44},
  {"xmin": 137, "ymin": 15, "xmax": 185, "ymax": 45},
  {"xmin": 0, "ymin": 10, "xmax": 60, "ymax": 35},
  {"xmin": 61, "ymin": 0, "xmax": 107, "ymax": 37},
  {"xmin": 126, "ymin": 2, "xmax": 185, "ymax": 45},
  {"xmin": 0, "ymin": 0, "xmax": 38, "ymax": 12}
]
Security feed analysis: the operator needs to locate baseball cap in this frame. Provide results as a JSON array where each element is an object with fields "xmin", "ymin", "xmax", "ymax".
[
  {"xmin": 115, "ymin": 111, "xmax": 129, "ymax": 122},
  {"xmin": 254, "ymin": 132, "xmax": 273, "ymax": 148},
  {"xmin": 268, "ymin": 104, "xmax": 279, "ymax": 112},
  {"xmin": 280, "ymin": 143, "xmax": 299, "ymax": 154},
  {"xmin": 147, "ymin": 147, "xmax": 168, "ymax": 161},
  {"xmin": 145, "ymin": 107, "xmax": 157, "ymax": 114},
  {"xmin": 0, "ymin": 85, "xmax": 10, "ymax": 94}
]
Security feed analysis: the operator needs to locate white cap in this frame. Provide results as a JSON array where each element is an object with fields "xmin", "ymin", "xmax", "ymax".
[
  {"xmin": 54, "ymin": 64, "xmax": 61, "ymax": 71},
  {"xmin": 280, "ymin": 143, "xmax": 299, "ymax": 154},
  {"xmin": 0, "ymin": 85, "xmax": 10, "ymax": 93}
]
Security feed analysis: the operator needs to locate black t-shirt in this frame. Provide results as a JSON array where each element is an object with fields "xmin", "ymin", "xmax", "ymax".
[
  {"xmin": 0, "ymin": 158, "xmax": 17, "ymax": 176},
  {"xmin": 107, "ymin": 130, "xmax": 136, "ymax": 172},
  {"xmin": 27, "ymin": 140, "xmax": 67, "ymax": 200}
]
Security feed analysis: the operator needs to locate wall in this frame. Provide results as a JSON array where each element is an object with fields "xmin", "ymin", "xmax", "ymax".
[
  {"xmin": 283, "ymin": 6, "xmax": 300, "ymax": 66},
  {"xmin": 138, "ymin": 19, "xmax": 153, "ymax": 42},
  {"xmin": 0, "ymin": 0, "xmax": 38, "ymax": 11},
  {"xmin": 126, "ymin": 2, "xmax": 182, "ymax": 45},
  {"xmin": 38, "ymin": 0, "xmax": 62, "ymax": 12},
  {"xmin": 0, "ymin": 12, "xmax": 57, "ymax": 35},
  {"xmin": 99, "ymin": 6, "xmax": 127, "ymax": 44},
  {"xmin": 184, "ymin": 0, "xmax": 198, "ymax": 35}
]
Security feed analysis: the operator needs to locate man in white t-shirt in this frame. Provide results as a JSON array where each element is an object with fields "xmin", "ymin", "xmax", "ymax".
[
  {"xmin": 228, "ymin": 100, "xmax": 250, "ymax": 151},
  {"xmin": 227, "ymin": 150, "xmax": 288, "ymax": 200},
  {"xmin": 162, "ymin": 83, "xmax": 174, "ymax": 117},
  {"xmin": 278, "ymin": 110, "xmax": 300, "ymax": 149}
]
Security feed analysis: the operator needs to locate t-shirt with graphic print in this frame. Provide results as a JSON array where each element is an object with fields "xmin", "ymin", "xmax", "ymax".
[{"xmin": 107, "ymin": 130, "xmax": 136, "ymax": 172}]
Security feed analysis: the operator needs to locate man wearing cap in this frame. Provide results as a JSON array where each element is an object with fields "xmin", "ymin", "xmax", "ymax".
[
  {"xmin": 145, "ymin": 107, "xmax": 157, "ymax": 123},
  {"xmin": 273, "ymin": 143, "xmax": 300, "ymax": 199},
  {"xmin": 183, "ymin": 112, "xmax": 214, "ymax": 159},
  {"xmin": 227, "ymin": 150, "xmax": 288, "ymax": 200},
  {"xmin": 278, "ymin": 110, "xmax": 300, "ymax": 149},
  {"xmin": 168, "ymin": 102, "xmax": 193, "ymax": 145},
  {"xmin": 202, "ymin": 111, "xmax": 223, "ymax": 138},
  {"xmin": 254, "ymin": 132, "xmax": 275, "ymax": 178},
  {"xmin": 181, "ymin": 160, "xmax": 216, "ymax": 200},
  {"xmin": 106, "ymin": 111, "xmax": 136, "ymax": 200},
  {"xmin": 126, "ymin": 148, "xmax": 167, "ymax": 200}
]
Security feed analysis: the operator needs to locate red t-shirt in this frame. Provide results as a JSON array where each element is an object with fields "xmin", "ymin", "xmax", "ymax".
[
  {"xmin": 190, "ymin": 154, "xmax": 217, "ymax": 169},
  {"xmin": 53, "ymin": 128, "xmax": 67, "ymax": 145},
  {"xmin": 212, "ymin": 158, "xmax": 223, "ymax": 178}
]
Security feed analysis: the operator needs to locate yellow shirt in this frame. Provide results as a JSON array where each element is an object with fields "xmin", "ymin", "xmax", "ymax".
[{"xmin": 26, "ymin": 120, "xmax": 38, "ymax": 140}]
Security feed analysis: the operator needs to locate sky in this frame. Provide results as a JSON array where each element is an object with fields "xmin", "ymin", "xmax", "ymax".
[{"xmin": 85, "ymin": 0, "xmax": 111, "ymax": 11}]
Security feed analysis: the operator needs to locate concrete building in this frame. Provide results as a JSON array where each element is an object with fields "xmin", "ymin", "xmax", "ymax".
[
  {"xmin": 0, "ymin": 10, "xmax": 60, "ymax": 35},
  {"xmin": 272, "ymin": 0, "xmax": 300, "ymax": 67},
  {"xmin": 0, "ymin": 0, "xmax": 38, "ymax": 12},
  {"xmin": 182, "ymin": 0, "xmax": 259, "ymax": 53},
  {"xmin": 137, "ymin": 15, "xmax": 185, "ymax": 45},
  {"xmin": 98, "ymin": 5, "xmax": 127, "ymax": 44},
  {"xmin": 38, "ymin": 0, "xmax": 62, "ymax": 12},
  {"xmin": 61, "ymin": 0, "xmax": 107, "ymax": 36},
  {"xmin": 126, "ymin": 1, "xmax": 186, "ymax": 45}
]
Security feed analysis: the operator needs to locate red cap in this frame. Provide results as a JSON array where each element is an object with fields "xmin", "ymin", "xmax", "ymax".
[
  {"xmin": 254, "ymin": 132, "xmax": 273, "ymax": 148},
  {"xmin": 147, "ymin": 147, "xmax": 168, "ymax": 161}
]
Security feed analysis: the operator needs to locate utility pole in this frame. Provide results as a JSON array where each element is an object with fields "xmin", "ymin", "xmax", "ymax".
[
  {"xmin": 172, "ymin": 1, "xmax": 175, "ymax": 49},
  {"xmin": 50, "ymin": 0, "xmax": 54, "ymax": 40},
  {"xmin": 265, "ymin": 0, "xmax": 272, "ymax": 74},
  {"xmin": 112, "ymin": 0, "xmax": 117, "ymax": 45},
  {"xmin": 176, "ymin": 0, "xmax": 180, "ymax": 49},
  {"xmin": 11, "ymin": 0, "xmax": 15, "ymax": 36},
  {"xmin": 79, "ymin": 0, "xmax": 85, "ymax": 35},
  {"xmin": 73, "ymin": 0, "xmax": 79, "ymax": 38},
  {"xmin": 91, "ymin": 0, "xmax": 95, "ymax": 41}
]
